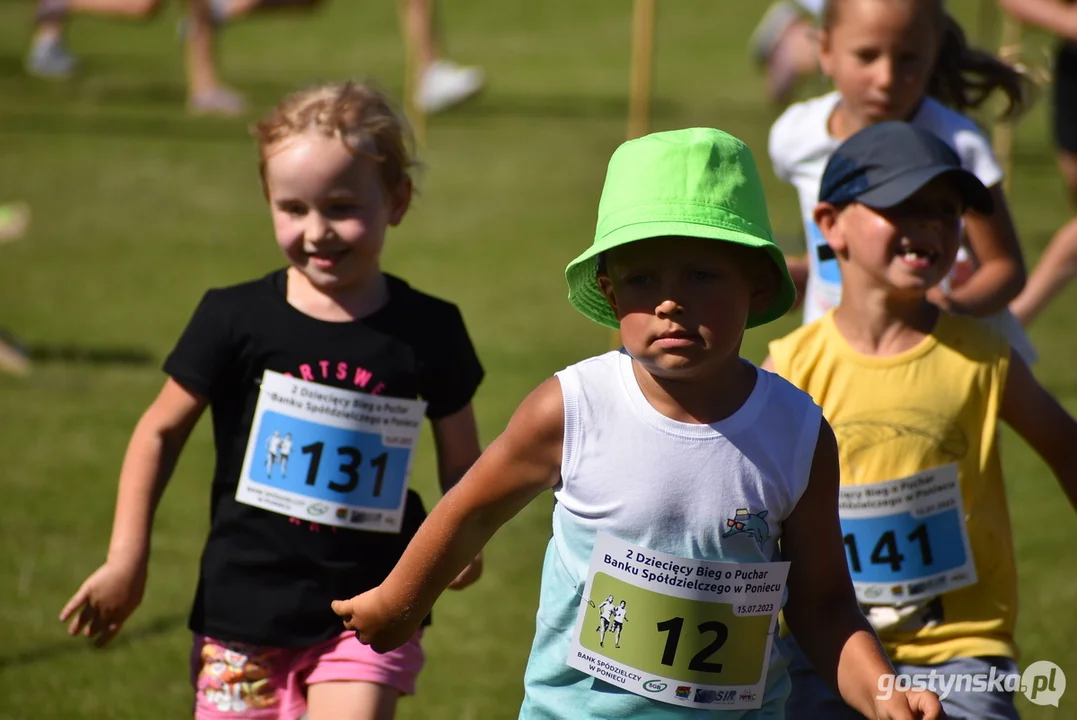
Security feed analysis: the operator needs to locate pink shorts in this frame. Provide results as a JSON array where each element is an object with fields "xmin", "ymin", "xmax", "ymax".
[{"xmin": 190, "ymin": 630, "xmax": 424, "ymax": 720}]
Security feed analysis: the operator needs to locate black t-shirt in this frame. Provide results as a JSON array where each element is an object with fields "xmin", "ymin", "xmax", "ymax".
[{"xmin": 164, "ymin": 270, "xmax": 484, "ymax": 647}]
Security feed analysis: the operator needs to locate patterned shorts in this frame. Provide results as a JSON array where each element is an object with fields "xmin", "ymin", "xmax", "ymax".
[{"xmin": 190, "ymin": 630, "xmax": 424, "ymax": 719}]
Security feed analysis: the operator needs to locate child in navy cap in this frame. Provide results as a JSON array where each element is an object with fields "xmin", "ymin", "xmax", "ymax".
[{"xmin": 766, "ymin": 122, "xmax": 1077, "ymax": 719}]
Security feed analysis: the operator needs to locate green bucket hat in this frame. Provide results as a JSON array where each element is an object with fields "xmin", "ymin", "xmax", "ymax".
[{"xmin": 566, "ymin": 127, "xmax": 795, "ymax": 329}]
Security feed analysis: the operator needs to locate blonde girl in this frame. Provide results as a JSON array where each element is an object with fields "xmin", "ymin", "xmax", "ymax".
[{"xmin": 59, "ymin": 81, "xmax": 485, "ymax": 720}]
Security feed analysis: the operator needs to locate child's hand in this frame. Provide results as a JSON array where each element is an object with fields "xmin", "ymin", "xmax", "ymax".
[
  {"xmin": 332, "ymin": 589, "xmax": 419, "ymax": 654},
  {"xmin": 926, "ymin": 286, "xmax": 954, "ymax": 313},
  {"xmin": 873, "ymin": 689, "xmax": 946, "ymax": 719},
  {"xmin": 448, "ymin": 552, "xmax": 483, "ymax": 590},
  {"xmin": 59, "ymin": 559, "xmax": 148, "ymax": 647}
]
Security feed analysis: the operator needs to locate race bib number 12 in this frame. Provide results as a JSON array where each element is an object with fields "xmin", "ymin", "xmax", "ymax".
[
  {"xmin": 567, "ymin": 532, "xmax": 788, "ymax": 710},
  {"xmin": 235, "ymin": 370, "xmax": 425, "ymax": 532}
]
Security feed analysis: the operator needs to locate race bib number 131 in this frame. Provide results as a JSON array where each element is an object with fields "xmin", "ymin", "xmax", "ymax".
[{"xmin": 235, "ymin": 370, "xmax": 425, "ymax": 532}]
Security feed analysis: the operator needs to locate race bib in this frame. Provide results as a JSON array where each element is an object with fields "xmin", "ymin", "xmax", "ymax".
[
  {"xmin": 804, "ymin": 221, "xmax": 843, "ymax": 322},
  {"xmin": 235, "ymin": 370, "xmax": 425, "ymax": 532},
  {"xmin": 567, "ymin": 532, "xmax": 788, "ymax": 710},
  {"xmin": 839, "ymin": 464, "xmax": 977, "ymax": 605}
]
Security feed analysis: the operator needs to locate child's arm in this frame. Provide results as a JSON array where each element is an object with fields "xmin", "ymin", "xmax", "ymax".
[
  {"xmin": 785, "ymin": 254, "xmax": 809, "ymax": 312},
  {"xmin": 935, "ymin": 185, "xmax": 1026, "ymax": 316},
  {"xmin": 1000, "ymin": 0, "xmax": 1077, "ymax": 39},
  {"xmin": 432, "ymin": 402, "xmax": 482, "ymax": 495},
  {"xmin": 783, "ymin": 421, "xmax": 944, "ymax": 719},
  {"xmin": 430, "ymin": 401, "xmax": 485, "ymax": 589},
  {"xmin": 332, "ymin": 377, "xmax": 564, "ymax": 652},
  {"xmin": 1000, "ymin": 353, "xmax": 1077, "ymax": 510},
  {"xmin": 59, "ymin": 379, "xmax": 206, "ymax": 647}
]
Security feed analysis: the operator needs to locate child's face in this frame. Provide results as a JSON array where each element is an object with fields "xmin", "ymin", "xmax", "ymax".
[
  {"xmin": 819, "ymin": 0, "xmax": 939, "ymax": 126},
  {"xmin": 598, "ymin": 236, "xmax": 774, "ymax": 379},
  {"xmin": 816, "ymin": 177, "xmax": 963, "ymax": 293},
  {"xmin": 264, "ymin": 133, "xmax": 410, "ymax": 294}
]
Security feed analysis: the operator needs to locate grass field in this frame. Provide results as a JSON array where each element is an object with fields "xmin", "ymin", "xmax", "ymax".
[{"xmin": 1, "ymin": 1, "xmax": 1075, "ymax": 717}]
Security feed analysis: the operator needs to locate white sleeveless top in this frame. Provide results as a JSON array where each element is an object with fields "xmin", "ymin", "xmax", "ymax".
[
  {"xmin": 768, "ymin": 92, "xmax": 1037, "ymax": 365},
  {"xmin": 769, "ymin": 92, "xmax": 1003, "ymax": 325},
  {"xmin": 520, "ymin": 350, "xmax": 823, "ymax": 719}
]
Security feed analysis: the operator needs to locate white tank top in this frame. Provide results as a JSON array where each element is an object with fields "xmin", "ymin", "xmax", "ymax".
[
  {"xmin": 553, "ymin": 350, "xmax": 821, "ymax": 568},
  {"xmin": 521, "ymin": 350, "xmax": 823, "ymax": 719}
]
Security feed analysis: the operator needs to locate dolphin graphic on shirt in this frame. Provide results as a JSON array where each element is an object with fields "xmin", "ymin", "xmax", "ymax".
[{"xmin": 723, "ymin": 508, "xmax": 770, "ymax": 550}]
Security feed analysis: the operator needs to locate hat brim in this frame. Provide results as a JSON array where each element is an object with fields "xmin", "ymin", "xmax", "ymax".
[
  {"xmin": 566, "ymin": 220, "xmax": 796, "ymax": 330},
  {"xmin": 856, "ymin": 167, "xmax": 994, "ymax": 215}
]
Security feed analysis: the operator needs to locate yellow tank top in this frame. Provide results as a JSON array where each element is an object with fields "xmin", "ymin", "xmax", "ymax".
[{"xmin": 770, "ymin": 310, "xmax": 1016, "ymax": 665}]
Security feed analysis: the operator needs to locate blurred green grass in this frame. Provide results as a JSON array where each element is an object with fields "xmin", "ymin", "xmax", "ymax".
[{"xmin": 0, "ymin": 1, "xmax": 1074, "ymax": 717}]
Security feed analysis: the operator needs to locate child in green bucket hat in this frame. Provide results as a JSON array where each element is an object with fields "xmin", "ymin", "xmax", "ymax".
[{"xmin": 332, "ymin": 128, "xmax": 942, "ymax": 719}]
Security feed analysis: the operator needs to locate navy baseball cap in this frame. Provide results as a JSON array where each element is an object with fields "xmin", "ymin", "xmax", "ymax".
[{"xmin": 819, "ymin": 122, "xmax": 994, "ymax": 214}]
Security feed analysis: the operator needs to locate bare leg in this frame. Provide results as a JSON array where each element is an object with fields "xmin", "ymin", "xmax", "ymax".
[
  {"xmin": 404, "ymin": 0, "xmax": 437, "ymax": 70},
  {"xmin": 67, "ymin": 0, "xmax": 161, "ymax": 14},
  {"xmin": 306, "ymin": 681, "xmax": 400, "ymax": 720},
  {"xmin": 185, "ymin": 0, "xmax": 245, "ymax": 115},
  {"xmin": 1010, "ymin": 151, "xmax": 1077, "ymax": 326},
  {"xmin": 1010, "ymin": 218, "xmax": 1077, "ymax": 326},
  {"xmin": 30, "ymin": 0, "xmax": 162, "ymax": 46},
  {"xmin": 763, "ymin": 17, "xmax": 819, "ymax": 105},
  {"xmin": 186, "ymin": 0, "xmax": 217, "ymax": 98},
  {"xmin": 750, "ymin": 2, "xmax": 820, "ymax": 105},
  {"xmin": 28, "ymin": 0, "xmax": 162, "ymax": 78}
]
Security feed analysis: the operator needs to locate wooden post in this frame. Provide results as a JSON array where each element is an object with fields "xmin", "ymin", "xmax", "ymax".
[
  {"xmin": 627, "ymin": 0, "xmax": 656, "ymax": 142},
  {"xmin": 612, "ymin": 0, "xmax": 657, "ymax": 350},
  {"xmin": 992, "ymin": 16, "xmax": 1023, "ymax": 195}
]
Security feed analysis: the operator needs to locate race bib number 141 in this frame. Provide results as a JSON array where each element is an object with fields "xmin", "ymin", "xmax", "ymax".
[{"xmin": 839, "ymin": 464, "xmax": 976, "ymax": 604}]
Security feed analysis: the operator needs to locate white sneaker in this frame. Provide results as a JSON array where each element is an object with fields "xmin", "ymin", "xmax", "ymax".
[
  {"xmin": 25, "ymin": 37, "xmax": 78, "ymax": 79},
  {"xmin": 415, "ymin": 60, "xmax": 484, "ymax": 114}
]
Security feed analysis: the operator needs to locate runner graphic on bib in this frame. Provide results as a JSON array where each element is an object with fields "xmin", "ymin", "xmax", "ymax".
[
  {"xmin": 236, "ymin": 370, "xmax": 426, "ymax": 532},
  {"xmin": 597, "ymin": 595, "xmax": 616, "ymax": 647},
  {"xmin": 838, "ymin": 464, "xmax": 977, "ymax": 620},
  {"xmin": 611, "ymin": 601, "xmax": 628, "ymax": 648},
  {"xmin": 278, "ymin": 433, "xmax": 293, "ymax": 477},
  {"xmin": 265, "ymin": 431, "xmax": 282, "ymax": 478},
  {"xmin": 568, "ymin": 532, "xmax": 789, "ymax": 710}
]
